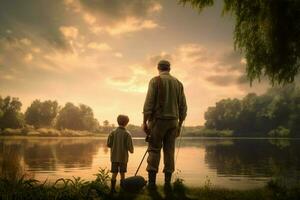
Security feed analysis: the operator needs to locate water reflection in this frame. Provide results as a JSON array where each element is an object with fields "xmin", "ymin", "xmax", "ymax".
[
  {"xmin": 0, "ymin": 137, "xmax": 300, "ymax": 189},
  {"xmin": 205, "ymin": 139, "xmax": 300, "ymax": 177}
]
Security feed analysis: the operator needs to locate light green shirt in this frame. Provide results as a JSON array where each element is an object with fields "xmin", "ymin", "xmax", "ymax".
[
  {"xmin": 143, "ymin": 71, "xmax": 187, "ymax": 121},
  {"xmin": 107, "ymin": 127, "xmax": 134, "ymax": 163}
]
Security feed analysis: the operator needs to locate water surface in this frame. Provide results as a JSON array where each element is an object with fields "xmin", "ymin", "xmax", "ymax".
[{"xmin": 1, "ymin": 137, "xmax": 299, "ymax": 189}]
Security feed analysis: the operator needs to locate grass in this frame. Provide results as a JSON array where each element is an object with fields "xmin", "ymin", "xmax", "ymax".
[
  {"xmin": 183, "ymin": 128, "xmax": 233, "ymax": 137},
  {"xmin": 1, "ymin": 168, "xmax": 300, "ymax": 200}
]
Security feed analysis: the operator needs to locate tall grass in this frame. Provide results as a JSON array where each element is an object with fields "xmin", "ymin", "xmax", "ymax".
[
  {"xmin": 0, "ymin": 168, "xmax": 111, "ymax": 200},
  {"xmin": 1, "ymin": 169, "xmax": 300, "ymax": 200}
]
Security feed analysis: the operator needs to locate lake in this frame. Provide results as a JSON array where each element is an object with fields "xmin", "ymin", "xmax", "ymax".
[{"xmin": 0, "ymin": 137, "xmax": 300, "ymax": 189}]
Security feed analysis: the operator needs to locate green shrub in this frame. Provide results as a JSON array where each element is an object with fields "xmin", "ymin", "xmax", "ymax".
[
  {"xmin": 3, "ymin": 128, "xmax": 22, "ymax": 135},
  {"xmin": 268, "ymin": 126, "xmax": 290, "ymax": 137},
  {"xmin": 36, "ymin": 128, "xmax": 61, "ymax": 137},
  {"xmin": 27, "ymin": 131, "xmax": 41, "ymax": 136},
  {"xmin": 21, "ymin": 125, "xmax": 35, "ymax": 135},
  {"xmin": 60, "ymin": 129, "xmax": 93, "ymax": 137},
  {"xmin": 184, "ymin": 128, "xmax": 233, "ymax": 137}
]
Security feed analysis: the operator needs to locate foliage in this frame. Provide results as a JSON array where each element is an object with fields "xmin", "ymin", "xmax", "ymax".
[
  {"xmin": 180, "ymin": 0, "xmax": 300, "ymax": 85},
  {"xmin": 268, "ymin": 126, "xmax": 290, "ymax": 138},
  {"xmin": 183, "ymin": 127, "xmax": 233, "ymax": 137},
  {"xmin": 0, "ymin": 168, "xmax": 110, "ymax": 200},
  {"xmin": 56, "ymin": 103, "xmax": 100, "ymax": 132},
  {"xmin": 25, "ymin": 100, "xmax": 59, "ymax": 128},
  {"xmin": 0, "ymin": 96, "xmax": 24, "ymax": 130},
  {"xmin": 204, "ymin": 84, "xmax": 300, "ymax": 137},
  {"xmin": 1, "ymin": 173, "xmax": 300, "ymax": 200}
]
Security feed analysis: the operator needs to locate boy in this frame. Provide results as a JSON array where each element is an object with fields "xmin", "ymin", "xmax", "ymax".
[{"xmin": 107, "ymin": 114, "xmax": 134, "ymax": 193}]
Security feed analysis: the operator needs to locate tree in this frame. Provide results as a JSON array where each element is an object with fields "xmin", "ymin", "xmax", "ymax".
[
  {"xmin": 180, "ymin": 0, "xmax": 300, "ymax": 84},
  {"xmin": 25, "ymin": 100, "xmax": 59, "ymax": 128},
  {"xmin": 204, "ymin": 83, "xmax": 300, "ymax": 137},
  {"xmin": 56, "ymin": 103, "xmax": 99, "ymax": 131},
  {"xmin": 0, "ymin": 96, "xmax": 24, "ymax": 129},
  {"xmin": 103, "ymin": 120, "xmax": 109, "ymax": 127}
]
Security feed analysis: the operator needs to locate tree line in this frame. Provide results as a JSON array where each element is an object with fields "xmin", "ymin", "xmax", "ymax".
[
  {"xmin": 0, "ymin": 97, "xmax": 101, "ymax": 132},
  {"xmin": 204, "ymin": 84, "xmax": 300, "ymax": 137}
]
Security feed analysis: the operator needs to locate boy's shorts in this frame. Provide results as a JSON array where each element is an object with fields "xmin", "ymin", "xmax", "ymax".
[{"xmin": 111, "ymin": 162, "xmax": 127, "ymax": 173}]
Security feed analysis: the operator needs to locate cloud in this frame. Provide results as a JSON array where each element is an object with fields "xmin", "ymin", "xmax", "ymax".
[
  {"xmin": 108, "ymin": 18, "xmax": 158, "ymax": 35},
  {"xmin": 0, "ymin": 74, "xmax": 15, "ymax": 81},
  {"xmin": 114, "ymin": 52, "xmax": 123, "ymax": 58},
  {"xmin": 63, "ymin": 0, "xmax": 161, "ymax": 35},
  {"xmin": 77, "ymin": 0, "xmax": 161, "ymax": 20},
  {"xmin": 216, "ymin": 50, "xmax": 246, "ymax": 73},
  {"xmin": 24, "ymin": 53, "xmax": 33, "ymax": 62},
  {"xmin": 110, "ymin": 76, "xmax": 132, "ymax": 84},
  {"xmin": 0, "ymin": 0, "xmax": 72, "ymax": 51},
  {"xmin": 148, "ymin": 2, "xmax": 163, "ymax": 13},
  {"xmin": 172, "ymin": 43, "xmax": 249, "ymax": 87},
  {"xmin": 205, "ymin": 74, "xmax": 240, "ymax": 86},
  {"xmin": 177, "ymin": 44, "xmax": 211, "ymax": 63},
  {"xmin": 59, "ymin": 26, "xmax": 79, "ymax": 39},
  {"xmin": 83, "ymin": 13, "xmax": 96, "ymax": 25},
  {"xmin": 92, "ymin": 17, "xmax": 158, "ymax": 36},
  {"xmin": 87, "ymin": 42, "xmax": 112, "ymax": 51},
  {"xmin": 19, "ymin": 38, "xmax": 32, "ymax": 46}
]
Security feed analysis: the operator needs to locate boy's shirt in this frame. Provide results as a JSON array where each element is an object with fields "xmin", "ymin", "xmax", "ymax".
[{"xmin": 107, "ymin": 126, "xmax": 134, "ymax": 163}]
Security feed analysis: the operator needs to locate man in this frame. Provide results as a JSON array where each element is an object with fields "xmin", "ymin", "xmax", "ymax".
[{"xmin": 142, "ymin": 60, "xmax": 187, "ymax": 188}]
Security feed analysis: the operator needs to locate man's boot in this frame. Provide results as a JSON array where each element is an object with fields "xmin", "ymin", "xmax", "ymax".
[
  {"xmin": 110, "ymin": 179, "xmax": 116, "ymax": 193},
  {"xmin": 148, "ymin": 171, "xmax": 157, "ymax": 190},
  {"xmin": 165, "ymin": 172, "xmax": 172, "ymax": 185},
  {"xmin": 120, "ymin": 179, "xmax": 124, "ymax": 189}
]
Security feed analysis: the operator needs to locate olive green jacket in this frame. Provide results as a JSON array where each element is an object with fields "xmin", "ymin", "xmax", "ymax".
[
  {"xmin": 143, "ymin": 71, "xmax": 187, "ymax": 121},
  {"xmin": 107, "ymin": 127, "xmax": 134, "ymax": 163}
]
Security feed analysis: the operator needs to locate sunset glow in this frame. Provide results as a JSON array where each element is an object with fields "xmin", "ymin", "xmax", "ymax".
[{"xmin": 0, "ymin": 0, "xmax": 269, "ymax": 125}]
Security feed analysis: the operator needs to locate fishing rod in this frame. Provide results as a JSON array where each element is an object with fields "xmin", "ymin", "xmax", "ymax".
[{"xmin": 134, "ymin": 148, "xmax": 148, "ymax": 176}]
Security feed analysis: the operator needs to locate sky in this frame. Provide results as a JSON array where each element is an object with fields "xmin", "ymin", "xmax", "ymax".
[{"xmin": 0, "ymin": 0, "xmax": 270, "ymax": 126}]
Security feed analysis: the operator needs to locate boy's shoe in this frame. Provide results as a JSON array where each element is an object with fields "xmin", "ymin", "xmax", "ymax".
[
  {"xmin": 164, "ymin": 172, "xmax": 172, "ymax": 184},
  {"xmin": 110, "ymin": 179, "xmax": 117, "ymax": 193}
]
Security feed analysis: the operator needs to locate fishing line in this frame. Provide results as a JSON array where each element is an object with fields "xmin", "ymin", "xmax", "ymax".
[{"xmin": 175, "ymin": 121, "xmax": 185, "ymax": 165}]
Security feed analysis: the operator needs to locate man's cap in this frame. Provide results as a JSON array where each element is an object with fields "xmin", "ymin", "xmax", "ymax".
[{"xmin": 157, "ymin": 60, "xmax": 171, "ymax": 71}]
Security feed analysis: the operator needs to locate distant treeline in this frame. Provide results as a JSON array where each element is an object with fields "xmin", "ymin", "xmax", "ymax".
[
  {"xmin": 204, "ymin": 84, "xmax": 300, "ymax": 137},
  {"xmin": 0, "ymin": 97, "xmax": 116, "ymax": 133},
  {"xmin": 2, "ymin": 83, "xmax": 300, "ymax": 137},
  {"xmin": 0, "ymin": 95, "xmax": 204, "ymax": 137}
]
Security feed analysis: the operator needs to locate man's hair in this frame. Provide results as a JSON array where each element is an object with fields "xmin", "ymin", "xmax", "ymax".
[
  {"xmin": 117, "ymin": 115, "xmax": 129, "ymax": 126},
  {"xmin": 157, "ymin": 60, "xmax": 171, "ymax": 71}
]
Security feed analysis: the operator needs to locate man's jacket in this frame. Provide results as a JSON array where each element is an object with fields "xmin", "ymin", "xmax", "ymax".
[{"xmin": 143, "ymin": 71, "xmax": 187, "ymax": 121}]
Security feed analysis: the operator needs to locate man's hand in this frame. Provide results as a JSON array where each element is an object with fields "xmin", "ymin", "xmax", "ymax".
[
  {"xmin": 176, "ymin": 125, "xmax": 182, "ymax": 138},
  {"xmin": 142, "ymin": 122, "xmax": 149, "ymax": 135},
  {"xmin": 176, "ymin": 121, "xmax": 183, "ymax": 138}
]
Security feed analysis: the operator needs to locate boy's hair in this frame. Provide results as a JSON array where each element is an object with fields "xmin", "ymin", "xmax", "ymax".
[
  {"xmin": 117, "ymin": 115, "xmax": 129, "ymax": 126},
  {"xmin": 157, "ymin": 60, "xmax": 171, "ymax": 71}
]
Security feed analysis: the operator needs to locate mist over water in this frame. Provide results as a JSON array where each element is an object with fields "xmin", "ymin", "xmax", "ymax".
[{"xmin": 1, "ymin": 137, "xmax": 300, "ymax": 189}]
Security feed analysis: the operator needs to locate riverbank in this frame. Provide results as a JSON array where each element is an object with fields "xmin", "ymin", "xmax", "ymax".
[
  {"xmin": 1, "ymin": 127, "xmax": 299, "ymax": 139},
  {"xmin": 0, "ymin": 173, "xmax": 299, "ymax": 200},
  {"xmin": 0, "ymin": 127, "xmax": 233, "ymax": 138},
  {"xmin": 0, "ymin": 127, "xmax": 107, "ymax": 137}
]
